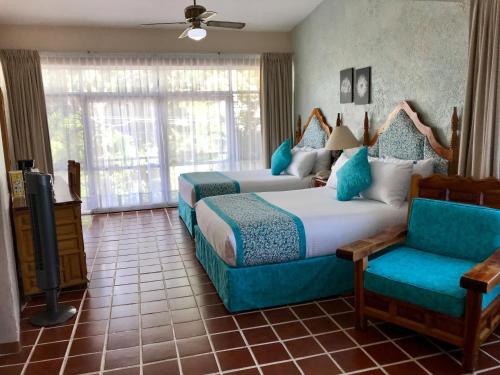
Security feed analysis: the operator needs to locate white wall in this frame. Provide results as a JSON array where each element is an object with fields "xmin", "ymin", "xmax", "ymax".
[
  {"xmin": 0, "ymin": 24, "xmax": 292, "ymax": 53},
  {"xmin": 0, "ymin": 107, "xmax": 20, "ymax": 347}
]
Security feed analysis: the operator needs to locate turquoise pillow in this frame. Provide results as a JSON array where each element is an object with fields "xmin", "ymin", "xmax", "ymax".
[
  {"xmin": 336, "ymin": 147, "xmax": 372, "ymax": 201},
  {"xmin": 271, "ymin": 139, "xmax": 292, "ymax": 175}
]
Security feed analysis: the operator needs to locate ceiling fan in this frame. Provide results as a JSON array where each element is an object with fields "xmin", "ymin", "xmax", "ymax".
[{"xmin": 141, "ymin": 0, "xmax": 246, "ymax": 41}]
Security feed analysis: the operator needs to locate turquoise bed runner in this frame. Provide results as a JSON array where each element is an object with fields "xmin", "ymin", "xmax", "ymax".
[
  {"xmin": 180, "ymin": 171, "xmax": 240, "ymax": 201},
  {"xmin": 203, "ymin": 193, "xmax": 306, "ymax": 267}
]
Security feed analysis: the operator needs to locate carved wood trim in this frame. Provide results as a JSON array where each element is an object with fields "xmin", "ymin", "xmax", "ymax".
[
  {"xmin": 364, "ymin": 290, "xmax": 466, "ymax": 346},
  {"xmin": 409, "ymin": 174, "xmax": 500, "ymax": 209},
  {"xmin": 362, "ymin": 112, "xmax": 370, "ymax": 146},
  {"xmin": 68, "ymin": 160, "xmax": 81, "ymax": 198},
  {"xmin": 364, "ymin": 101, "xmax": 457, "ymax": 167},
  {"xmin": 296, "ymin": 108, "xmax": 332, "ymax": 145},
  {"xmin": 365, "ymin": 291, "xmax": 500, "ymax": 351}
]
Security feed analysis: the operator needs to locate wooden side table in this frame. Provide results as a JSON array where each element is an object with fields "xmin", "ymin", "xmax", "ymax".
[{"xmin": 312, "ymin": 177, "xmax": 328, "ymax": 187}]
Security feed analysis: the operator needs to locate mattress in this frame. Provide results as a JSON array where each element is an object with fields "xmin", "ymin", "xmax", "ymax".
[
  {"xmin": 179, "ymin": 169, "xmax": 313, "ymax": 208},
  {"xmin": 196, "ymin": 187, "xmax": 408, "ymax": 266}
]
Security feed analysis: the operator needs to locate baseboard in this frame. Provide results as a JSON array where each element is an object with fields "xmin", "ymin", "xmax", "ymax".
[{"xmin": 0, "ymin": 340, "xmax": 21, "ymax": 355}]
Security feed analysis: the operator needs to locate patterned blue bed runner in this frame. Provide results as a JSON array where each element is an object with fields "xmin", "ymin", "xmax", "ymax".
[
  {"xmin": 180, "ymin": 171, "xmax": 240, "ymax": 201},
  {"xmin": 203, "ymin": 193, "xmax": 306, "ymax": 267}
]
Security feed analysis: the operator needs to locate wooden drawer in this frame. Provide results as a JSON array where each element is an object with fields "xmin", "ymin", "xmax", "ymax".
[{"xmin": 13, "ymin": 202, "xmax": 88, "ymax": 295}]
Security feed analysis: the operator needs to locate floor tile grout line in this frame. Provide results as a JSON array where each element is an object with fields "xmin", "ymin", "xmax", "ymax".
[
  {"xmin": 259, "ymin": 308, "xmax": 309, "ymax": 375},
  {"xmin": 97, "ymin": 213, "xmax": 117, "ymax": 375},
  {"xmin": 476, "ymin": 364, "xmax": 500, "ymax": 374},
  {"xmin": 136, "ymin": 210, "xmax": 144, "ymax": 375},
  {"xmin": 340, "ymin": 297, "xmax": 442, "ymax": 375},
  {"xmin": 314, "ymin": 300, "xmax": 393, "ymax": 375},
  {"xmin": 369, "ymin": 320, "xmax": 434, "ymax": 374},
  {"xmin": 291, "ymin": 303, "xmax": 346, "ymax": 374},
  {"xmin": 186, "ymin": 278, "xmax": 223, "ymax": 373},
  {"xmin": 230, "ymin": 314, "xmax": 265, "ymax": 375},
  {"xmin": 58, "ymin": 213, "xmax": 109, "ymax": 375},
  {"xmin": 477, "ymin": 345, "xmax": 500, "ymax": 365},
  {"xmin": 173, "ymin": 219, "xmax": 228, "ymax": 375},
  {"xmin": 162, "ymin": 208, "xmax": 185, "ymax": 375},
  {"xmin": 19, "ymin": 324, "xmax": 44, "ymax": 374}
]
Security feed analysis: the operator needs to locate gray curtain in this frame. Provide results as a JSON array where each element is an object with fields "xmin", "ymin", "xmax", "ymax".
[
  {"xmin": 458, "ymin": 0, "xmax": 499, "ymax": 178},
  {"xmin": 0, "ymin": 50, "xmax": 53, "ymax": 174},
  {"xmin": 260, "ymin": 53, "xmax": 293, "ymax": 167}
]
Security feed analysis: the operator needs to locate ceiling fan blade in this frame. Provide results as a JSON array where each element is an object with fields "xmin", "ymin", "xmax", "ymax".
[
  {"xmin": 178, "ymin": 27, "xmax": 192, "ymax": 39},
  {"xmin": 199, "ymin": 11, "xmax": 217, "ymax": 20},
  {"xmin": 205, "ymin": 21, "xmax": 245, "ymax": 29},
  {"xmin": 141, "ymin": 22, "xmax": 187, "ymax": 26}
]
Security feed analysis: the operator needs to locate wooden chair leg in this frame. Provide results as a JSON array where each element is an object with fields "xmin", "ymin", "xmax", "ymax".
[
  {"xmin": 354, "ymin": 259, "xmax": 367, "ymax": 330},
  {"xmin": 462, "ymin": 290, "xmax": 483, "ymax": 372}
]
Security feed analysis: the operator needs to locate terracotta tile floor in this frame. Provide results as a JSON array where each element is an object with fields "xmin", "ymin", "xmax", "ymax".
[{"xmin": 2, "ymin": 208, "xmax": 500, "ymax": 375}]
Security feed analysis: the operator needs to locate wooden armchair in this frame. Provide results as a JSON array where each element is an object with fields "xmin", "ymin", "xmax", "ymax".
[
  {"xmin": 68, "ymin": 160, "xmax": 81, "ymax": 198},
  {"xmin": 337, "ymin": 174, "xmax": 500, "ymax": 372}
]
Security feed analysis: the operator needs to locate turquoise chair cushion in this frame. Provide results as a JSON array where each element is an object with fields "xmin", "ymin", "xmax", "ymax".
[
  {"xmin": 406, "ymin": 198, "xmax": 500, "ymax": 262},
  {"xmin": 336, "ymin": 146, "xmax": 372, "ymax": 201},
  {"xmin": 364, "ymin": 246, "xmax": 500, "ymax": 317},
  {"xmin": 271, "ymin": 139, "xmax": 292, "ymax": 175}
]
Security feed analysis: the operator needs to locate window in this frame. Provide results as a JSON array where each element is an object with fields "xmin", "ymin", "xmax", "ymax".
[{"xmin": 41, "ymin": 54, "xmax": 262, "ymax": 213}]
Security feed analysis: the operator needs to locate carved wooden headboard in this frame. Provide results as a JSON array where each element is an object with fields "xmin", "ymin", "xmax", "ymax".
[
  {"xmin": 362, "ymin": 101, "xmax": 459, "ymax": 175},
  {"xmin": 295, "ymin": 108, "xmax": 333, "ymax": 147}
]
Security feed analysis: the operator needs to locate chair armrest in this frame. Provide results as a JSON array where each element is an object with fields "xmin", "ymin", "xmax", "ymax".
[
  {"xmin": 460, "ymin": 249, "xmax": 500, "ymax": 294},
  {"xmin": 336, "ymin": 224, "xmax": 407, "ymax": 262}
]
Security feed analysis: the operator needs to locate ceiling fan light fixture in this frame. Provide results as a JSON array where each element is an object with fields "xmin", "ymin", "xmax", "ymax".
[{"xmin": 187, "ymin": 27, "xmax": 207, "ymax": 41}]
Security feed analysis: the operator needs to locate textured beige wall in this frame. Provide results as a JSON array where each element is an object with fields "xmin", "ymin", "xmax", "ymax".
[
  {"xmin": 0, "ymin": 24, "xmax": 292, "ymax": 53},
  {"xmin": 293, "ymin": 0, "xmax": 469, "ymax": 146}
]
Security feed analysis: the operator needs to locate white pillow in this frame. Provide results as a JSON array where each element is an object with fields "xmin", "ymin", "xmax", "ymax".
[
  {"xmin": 360, "ymin": 160, "xmax": 413, "ymax": 207},
  {"xmin": 286, "ymin": 150, "xmax": 317, "ymax": 178},
  {"xmin": 413, "ymin": 159, "xmax": 434, "ymax": 177},
  {"xmin": 326, "ymin": 153, "xmax": 349, "ymax": 189},
  {"xmin": 383, "ymin": 157, "xmax": 434, "ymax": 178},
  {"xmin": 294, "ymin": 146, "xmax": 332, "ymax": 173},
  {"xmin": 313, "ymin": 148, "xmax": 332, "ymax": 173}
]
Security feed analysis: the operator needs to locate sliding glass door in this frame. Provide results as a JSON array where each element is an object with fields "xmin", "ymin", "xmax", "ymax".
[{"xmin": 41, "ymin": 54, "xmax": 261, "ymax": 213}]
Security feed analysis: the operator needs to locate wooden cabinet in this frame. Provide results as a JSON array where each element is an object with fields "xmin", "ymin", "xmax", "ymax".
[{"xmin": 12, "ymin": 177, "xmax": 87, "ymax": 295}]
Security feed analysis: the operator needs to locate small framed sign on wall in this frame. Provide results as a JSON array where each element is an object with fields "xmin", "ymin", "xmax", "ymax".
[
  {"xmin": 354, "ymin": 67, "xmax": 371, "ymax": 105},
  {"xmin": 340, "ymin": 68, "xmax": 354, "ymax": 103}
]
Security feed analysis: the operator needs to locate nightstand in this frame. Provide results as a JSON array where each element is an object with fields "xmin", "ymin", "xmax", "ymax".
[{"xmin": 312, "ymin": 177, "xmax": 328, "ymax": 187}]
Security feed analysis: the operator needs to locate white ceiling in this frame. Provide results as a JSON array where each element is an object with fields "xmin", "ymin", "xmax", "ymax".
[{"xmin": 0, "ymin": 0, "xmax": 325, "ymax": 31}]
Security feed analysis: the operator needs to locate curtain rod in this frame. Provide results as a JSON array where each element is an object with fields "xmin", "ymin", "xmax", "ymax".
[{"xmin": 40, "ymin": 51, "xmax": 261, "ymax": 59}]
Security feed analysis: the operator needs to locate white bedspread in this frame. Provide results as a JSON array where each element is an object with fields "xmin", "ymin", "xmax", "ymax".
[
  {"xmin": 196, "ymin": 187, "xmax": 408, "ymax": 266},
  {"xmin": 179, "ymin": 169, "xmax": 313, "ymax": 207}
]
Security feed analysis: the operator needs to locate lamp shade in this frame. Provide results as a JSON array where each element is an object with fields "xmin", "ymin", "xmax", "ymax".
[{"xmin": 325, "ymin": 125, "xmax": 360, "ymax": 150}]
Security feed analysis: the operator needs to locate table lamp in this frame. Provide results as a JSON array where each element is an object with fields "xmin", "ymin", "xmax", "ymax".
[{"xmin": 325, "ymin": 125, "xmax": 360, "ymax": 151}]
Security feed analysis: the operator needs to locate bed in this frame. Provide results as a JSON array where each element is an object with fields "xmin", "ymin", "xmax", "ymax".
[
  {"xmin": 178, "ymin": 108, "xmax": 334, "ymax": 235},
  {"xmin": 195, "ymin": 101, "xmax": 459, "ymax": 312}
]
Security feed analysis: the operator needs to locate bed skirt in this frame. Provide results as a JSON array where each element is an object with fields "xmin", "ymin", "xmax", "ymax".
[
  {"xmin": 194, "ymin": 225, "xmax": 354, "ymax": 312},
  {"xmin": 179, "ymin": 195, "xmax": 196, "ymax": 236}
]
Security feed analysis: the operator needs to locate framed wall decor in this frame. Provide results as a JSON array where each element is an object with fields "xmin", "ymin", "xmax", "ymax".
[
  {"xmin": 354, "ymin": 67, "xmax": 371, "ymax": 105},
  {"xmin": 340, "ymin": 68, "xmax": 354, "ymax": 103}
]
